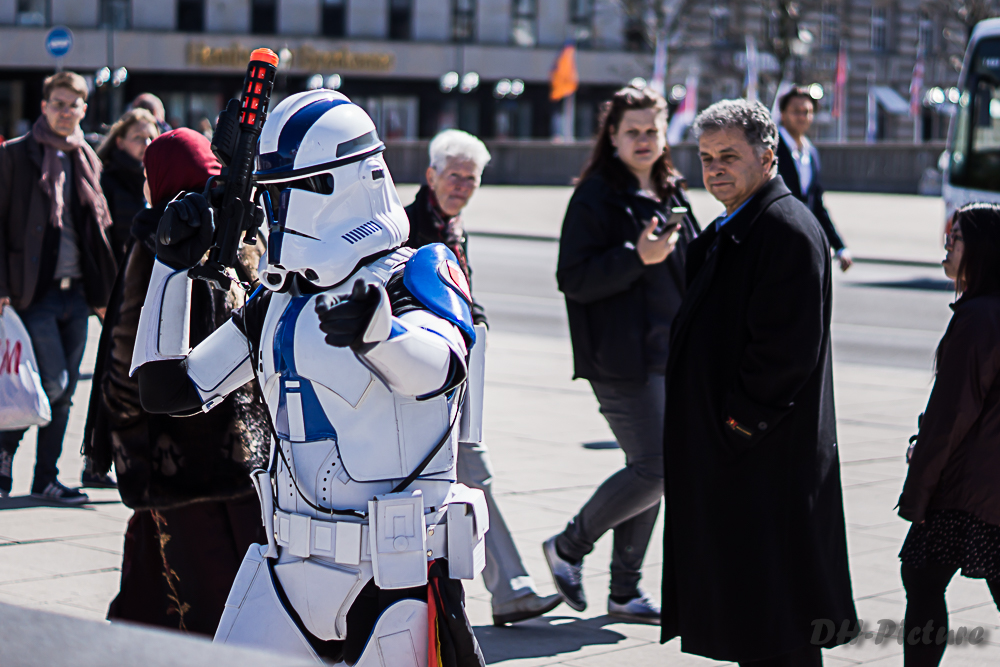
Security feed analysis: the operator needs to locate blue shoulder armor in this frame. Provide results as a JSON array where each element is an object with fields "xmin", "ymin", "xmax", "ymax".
[{"xmin": 403, "ymin": 244, "xmax": 477, "ymax": 346}]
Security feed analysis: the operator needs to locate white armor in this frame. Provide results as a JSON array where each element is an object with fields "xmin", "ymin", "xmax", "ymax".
[{"xmin": 130, "ymin": 91, "xmax": 487, "ymax": 666}]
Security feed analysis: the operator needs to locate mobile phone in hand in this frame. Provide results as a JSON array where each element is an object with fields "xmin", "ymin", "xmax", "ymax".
[{"xmin": 654, "ymin": 206, "xmax": 688, "ymax": 236}]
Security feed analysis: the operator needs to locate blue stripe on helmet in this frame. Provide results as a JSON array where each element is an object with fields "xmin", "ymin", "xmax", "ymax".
[{"xmin": 256, "ymin": 98, "xmax": 349, "ymax": 174}]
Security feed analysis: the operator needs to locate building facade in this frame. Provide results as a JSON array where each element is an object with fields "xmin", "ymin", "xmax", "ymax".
[
  {"xmin": 664, "ymin": 0, "xmax": 969, "ymax": 142},
  {"xmin": 0, "ymin": 0, "xmax": 975, "ymax": 143},
  {"xmin": 0, "ymin": 0, "xmax": 653, "ymax": 140}
]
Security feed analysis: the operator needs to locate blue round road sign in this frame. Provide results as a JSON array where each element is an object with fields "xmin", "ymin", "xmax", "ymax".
[{"xmin": 45, "ymin": 27, "xmax": 74, "ymax": 59}]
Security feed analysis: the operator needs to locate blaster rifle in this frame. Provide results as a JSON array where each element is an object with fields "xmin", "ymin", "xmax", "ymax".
[{"xmin": 188, "ymin": 47, "xmax": 279, "ymax": 291}]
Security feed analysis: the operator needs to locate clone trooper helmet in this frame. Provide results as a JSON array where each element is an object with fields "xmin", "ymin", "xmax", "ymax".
[{"xmin": 254, "ymin": 90, "xmax": 409, "ymax": 290}]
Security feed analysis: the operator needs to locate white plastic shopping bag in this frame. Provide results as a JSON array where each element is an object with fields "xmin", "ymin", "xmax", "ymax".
[{"xmin": 0, "ymin": 308, "xmax": 52, "ymax": 429}]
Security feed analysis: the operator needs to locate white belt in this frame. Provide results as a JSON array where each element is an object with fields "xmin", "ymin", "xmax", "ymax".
[{"xmin": 274, "ymin": 509, "xmax": 448, "ymax": 564}]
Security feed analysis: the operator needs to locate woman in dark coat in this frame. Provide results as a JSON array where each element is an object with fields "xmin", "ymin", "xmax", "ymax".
[
  {"xmin": 898, "ymin": 203, "xmax": 1000, "ymax": 667},
  {"xmin": 546, "ymin": 85, "xmax": 699, "ymax": 624},
  {"xmin": 83, "ymin": 129, "xmax": 269, "ymax": 635},
  {"xmin": 96, "ymin": 108, "xmax": 159, "ymax": 262}
]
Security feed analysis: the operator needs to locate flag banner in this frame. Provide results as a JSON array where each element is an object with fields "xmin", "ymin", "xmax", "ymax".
[
  {"xmin": 550, "ymin": 43, "xmax": 579, "ymax": 102},
  {"xmin": 910, "ymin": 51, "xmax": 925, "ymax": 118},
  {"xmin": 667, "ymin": 73, "xmax": 698, "ymax": 145},
  {"xmin": 745, "ymin": 35, "xmax": 759, "ymax": 103},
  {"xmin": 833, "ymin": 43, "xmax": 848, "ymax": 119},
  {"xmin": 651, "ymin": 34, "xmax": 667, "ymax": 97}
]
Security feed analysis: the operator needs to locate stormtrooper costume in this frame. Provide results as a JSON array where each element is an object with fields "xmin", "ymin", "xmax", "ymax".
[{"xmin": 130, "ymin": 90, "xmax": 488, "ymax": 666}]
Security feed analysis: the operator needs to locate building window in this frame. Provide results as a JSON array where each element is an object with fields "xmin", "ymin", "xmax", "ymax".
[
  {"xmin": 101, "ymin": 0, "xmax": 130, "ymax": 29},
  {"xmin": 251, "ymin": 0, "xmax": 276, "ymax": 35},
  {"xmin": 511, "ymin": 0, "xmax": 536, "ymax": 47},
  {"xmin": 918, "ymin": 12, "xmax": 934, "ymax": 54},
  {"xmin": 871, "ymin": 6, "xmax": 887, "ymax": 52},
  {"xmin": 177, "ymin": 0, "xmax": 204, "ymax": 32},
  {"xmin": 389, "ymin": 0, "xmax": 412, "ymax": 40},
  {"xmin": 453, "ymin": 0, "xmax": 476, "ymax": 42},
  {"xmin": 16, "ymin": 0, "xmax": 47, "ymax": 25},
  {"xmin": 821, "ymin": 2, "xmax": 838, "ymax": 50},
  {"xmin": 710, "ymin": 6, "xmax": 730, "ymax": 45},
  {"xmin": 570, "ymin": 0, "xmax": 594, "ymax": 45},
  {"xmin": 624, "ymin": 15, "xmax": 647, "ymax": 52},
  {"xmin": 322, "ymin": 0, "xmax": 346, "ymax": 37}
]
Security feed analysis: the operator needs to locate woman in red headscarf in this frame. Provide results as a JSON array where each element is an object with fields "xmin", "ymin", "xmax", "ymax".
[{"xmin": 82, "ymin": 129, "xmax": 269, "ymax": 635}]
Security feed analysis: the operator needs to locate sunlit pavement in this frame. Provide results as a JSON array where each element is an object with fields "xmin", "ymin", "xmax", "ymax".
[{"xmin": 1, "ymin": 187, "xmax": 997, "ymax": 666}]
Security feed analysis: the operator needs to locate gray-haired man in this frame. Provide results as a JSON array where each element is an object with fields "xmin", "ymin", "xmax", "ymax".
[
  {"xmin": 658, "ymin": 100, "xmax": 857, "ymax": 666},
  {"xmin": 404, "ymin": 130, "xmax": 562, "ymax": 626}
]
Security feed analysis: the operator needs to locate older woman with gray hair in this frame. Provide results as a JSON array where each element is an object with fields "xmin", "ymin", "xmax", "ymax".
[
  {"xmin": 403, "ymin": 129, "xmax": 563, "ymax": 626},
  {"xmin": 658, "ymin": 99, "xmax": 857, "ymax": 666}
]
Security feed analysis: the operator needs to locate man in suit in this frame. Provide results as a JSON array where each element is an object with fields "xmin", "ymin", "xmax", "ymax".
[
  {"xmin": 777, "ymin": 86, "xmax": 852, "ymax": 271},
  {"xmin": 659, "ymin": 99, "xmax": 857, "ymax": 666}
]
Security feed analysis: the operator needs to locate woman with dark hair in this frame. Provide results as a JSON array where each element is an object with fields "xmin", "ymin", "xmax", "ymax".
[
  {"xmin": 83, "ymin": 129, "xmax": 269, "ymax": 635},
  {"xmin": 898, "ymin": 202, "xmax": 1000, "ymax": 666},
  {"xmin": 545, "ymin": 85, "xmax": 700, "ymax": 624},
  {"xmin": 96, "ymin": 108, "xmax": 159, "ymax": 262}
]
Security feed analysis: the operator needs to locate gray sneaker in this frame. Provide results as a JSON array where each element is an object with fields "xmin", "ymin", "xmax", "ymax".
[
  {"xmin": 543, "ymin": 536, "xmax": 586, "ymax": 612},
  {"xmin": 0, "ymin": 449, "xmax": 12, "ymax": 498},
  {"xmin": 607, "ymin": 592, "xmax": 661, "ymax": 625}
]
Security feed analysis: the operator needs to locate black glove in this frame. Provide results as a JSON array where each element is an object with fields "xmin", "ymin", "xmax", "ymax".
[
  {"xmin": 315, "ymin": 279, "xmax": 381, "ymax": 349},
  {"xmin": 156, "ymin": 192, "xmax": 215, "ymax": 269}
]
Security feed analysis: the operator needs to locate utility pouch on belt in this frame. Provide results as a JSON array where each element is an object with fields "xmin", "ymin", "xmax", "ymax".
[{"xmin": 368, "ymin": 490, "xmax": 427, "ymax": 589}]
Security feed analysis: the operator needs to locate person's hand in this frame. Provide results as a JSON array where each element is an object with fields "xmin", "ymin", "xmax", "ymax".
[
  {"xmin": 156, "ymin": 192, "xmax": 215, "ymax": 269},
  {"xmin": 315, "ymin": 279, "xmax": 381, "ymax": 349},
  {"xmin": 0, "ymin": 297, "xmax": 9, "ymax": 314},
  {"xmin": 837, "ymin": 248, "xmax": 853, "ymax": 272},
  {"xmin": 636, "ymin": 216, "xmax": 679, "ymax": 265}
]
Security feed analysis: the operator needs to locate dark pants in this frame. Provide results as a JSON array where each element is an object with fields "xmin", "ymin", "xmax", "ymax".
[
  {"xmin": 738, "ymin": 645, "xmax": 822, "ymax": 667},
  {"xmin": 901, "ymin": 563, "xmax": 1000, "ymax": 667},
  {"xmin": 556, "ymin": 374, "xmax": 665, "ymax": 599},
  {"xmin": 0, "ymin": 285, "xmax": 90, "ymax": 490}
]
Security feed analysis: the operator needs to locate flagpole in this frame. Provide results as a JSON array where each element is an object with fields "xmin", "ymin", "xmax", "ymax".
[{"xmin": 563, "ymin": 93, "xmax": 576, "ymax": 142}]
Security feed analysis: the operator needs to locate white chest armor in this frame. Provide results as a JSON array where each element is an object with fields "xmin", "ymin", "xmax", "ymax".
[{"xmin": 258, "ymin": 250, "xmax": 458, "ymax": 518}]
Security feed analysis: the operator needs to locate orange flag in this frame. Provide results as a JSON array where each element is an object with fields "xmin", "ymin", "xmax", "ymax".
[{"xmin": 550, "ymin": 43, "xmax": 579, "ymax": 101}]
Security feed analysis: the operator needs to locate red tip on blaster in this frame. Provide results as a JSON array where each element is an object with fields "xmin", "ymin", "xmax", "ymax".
[{"xmin": 250, "ymin": 48, "xmax": 280, "ymax": 67}]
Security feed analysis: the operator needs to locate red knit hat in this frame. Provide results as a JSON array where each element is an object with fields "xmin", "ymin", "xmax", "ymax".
[{"xmin": 144, "ymin": 128, "xmax": 221, "ymax": 206}]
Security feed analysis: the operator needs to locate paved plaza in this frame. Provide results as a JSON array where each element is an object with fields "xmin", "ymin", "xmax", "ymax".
[{"xmin": 1, "ymin": 187, "xmax": 998, "ymax": 666}]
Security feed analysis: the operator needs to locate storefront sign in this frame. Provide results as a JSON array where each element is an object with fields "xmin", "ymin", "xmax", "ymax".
[{"xmin": 186, "ymin": 42, "xmax": 395, "ymax": 73}]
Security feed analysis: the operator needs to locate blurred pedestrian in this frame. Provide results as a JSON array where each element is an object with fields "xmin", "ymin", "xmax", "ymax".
[
  {"xmin": 777, "ymin": 86, "xmax": 852, "ymax": 271},
  {"xmin": 84, "ymin": 128, "xmax": 269, "ymax": 634},
  {"xmin": 897, "ymin": 202, "xmax": 1000, "ymax": 667},
  {"xmin": 130, "ymin": 93, "xmax": 172, "ymax": 134},
  {"xmin": 0, "ymin": 72, "xmax": 117, "ymax": 503},
  {"xmin": 659, "ymin": 99, "xmax": 856, "ymax": 665},
  {"xmin": 547, "ymin": 85, "xmax": 699, "ymax": 625},
  {"xmin": 403, "ymin": 129, "xmax": 562, "ymax": 625},
  {"xmin": 96, "ymin": 108, "xmax": 159, "ymax": 262}
]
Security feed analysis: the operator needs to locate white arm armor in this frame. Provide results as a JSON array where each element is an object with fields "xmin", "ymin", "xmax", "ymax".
[
  {"xmin": 185, "ymin": 319, "xmax": 256, "ymax": 411},
  {"xmin": 130, "ymin": 259, "xmax": 192, "ymax": 375},
  {"xmin": 358, "ymin": 293, "xmax": 468, "ymax": 398},
  {"xmin": 130, "ymin": 258, "xmax": 254, "ymax": 411}
]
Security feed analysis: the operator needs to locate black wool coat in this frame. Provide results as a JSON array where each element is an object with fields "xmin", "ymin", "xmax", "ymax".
[
  {"xmin": 660, "ymin": 176, "xmax": 857, "ymax": 661},
  {"xmin": 556, "ymin": 173, "xmax": 699, "ymax": 382}
]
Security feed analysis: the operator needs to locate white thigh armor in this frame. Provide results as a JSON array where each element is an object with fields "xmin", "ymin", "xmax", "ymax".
[{"xmin": 133, "ymin": 244, "xmax": 487, "ymax": 664}]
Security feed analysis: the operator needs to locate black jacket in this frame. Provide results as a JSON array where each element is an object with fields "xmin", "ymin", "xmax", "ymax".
[
  {"xmin": 660, "ymin": 176, "xmax": 856, "ymax": 660},
  {"xmin": 776, "ymin": 132, "xmax": 846, "ymax": 251},
  {"xmin": 556, "ymin": 173, "xmax": 699, "ymax": 383},
  {"xmin": 899, "ymin": 294, "xmax": 1000, "ymax": 526},
  {"xmin": 82, "ymin": 202, "xmax": 270, "ymax": 510},
  {"xmin": 100, "ymin": 148, "xmax": 147, "ymax": 263},
  {"xmin": 403, "ymin": 185, "xmax": 487, "ymax": 326}
]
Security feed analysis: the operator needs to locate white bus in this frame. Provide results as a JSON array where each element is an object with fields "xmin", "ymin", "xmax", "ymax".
[{"xmin": 943, "ymin": 18, "xmax": 1000, "ymax": 229}]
